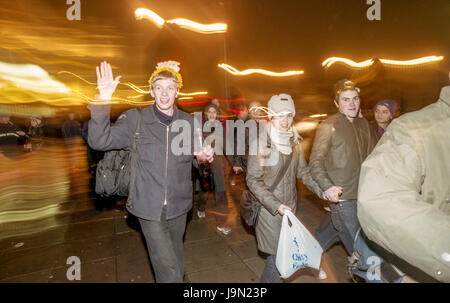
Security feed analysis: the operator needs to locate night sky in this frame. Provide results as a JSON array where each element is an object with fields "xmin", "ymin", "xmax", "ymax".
[{"xmin": 1, "ymin": 0, "xmax": 449, "ymax": 117}]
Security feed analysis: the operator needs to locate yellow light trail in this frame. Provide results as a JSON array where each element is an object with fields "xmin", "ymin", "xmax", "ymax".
[
  {"xmin": 0, "ymin": 62, "xmax": 71, "ymax": 94},
  {"xmin": 166, "ymin": 18, "xmax": 227, "ymax": 34},
  {"xmin": 322, "ymin": 57, "xmax": 374, "ymax": 68},
  {"xmin": 379, "ymin": 56, "xmax": 444, "ymax": 66},
  {"xmin": 322, "ymin": 56, "xmax": 444, "ymax": 68},
  {"xmin": 309, "ymin": 114, "xmax": 328, "ymax": 118},
  {"xmin": 179, "ymin": 91, "xmax": 208, "ymax": 96},
  {"xmin": 135, "ymin": 7, "xmax": 227, "ymax": 34},
  {"xmin": 135, "ymin": 8, "xmax": 165, "ymax": 28},
  {"xmin": 218, "ymin": 63, "xmax": 304, "ymax": 77}
]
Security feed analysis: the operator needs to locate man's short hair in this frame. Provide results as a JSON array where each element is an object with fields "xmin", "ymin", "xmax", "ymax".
[
  {"xmin": 150, "ymin": 70, "xmax": 180, "ymax": 90},
  {"xmin": 334, "ymin": 79, "xmax": 360, "ymax": 100}
]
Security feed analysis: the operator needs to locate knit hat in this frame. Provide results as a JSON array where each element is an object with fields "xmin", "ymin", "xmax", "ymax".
[
  {"xmin": 374, "ymin": 99, "xmax": 397, "ymax": 118},
  {"xmin": 334, "ymin": 79, "xmax": 360, "ymax": 99},
  {"xmin": 268, "ymin": 93, "xmax": 296, "ymax": 116}
]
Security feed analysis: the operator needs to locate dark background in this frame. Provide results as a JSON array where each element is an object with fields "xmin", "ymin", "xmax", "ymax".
[{"xmin": 0, "ymin": 0, "xmax": 449, "ymax": 119}]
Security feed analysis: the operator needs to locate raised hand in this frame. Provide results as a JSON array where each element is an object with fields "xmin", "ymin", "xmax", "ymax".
[{"xmin": 96, "ymin": 61, "xmax": 121, "ymax": 101}]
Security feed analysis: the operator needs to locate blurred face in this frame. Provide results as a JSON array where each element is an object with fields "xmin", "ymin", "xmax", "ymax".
[
  {"xmin": 237, "ymin": 111, "xmax": 248, "ymax": 120},
  {"xmin": 334, "ymin": 90, "xmax": 360, "ymax": 120},
  {"xmin": 205, "ymin": 107, "xmax": 217, "ymax": 121},
  {"xmin": 30, "ymin": 119, "xmax": 39, "ymax": 127},
  {"xmin": 0, "ymin": 115, "xmax": 10, "ymax": 124},
  {"xmin": 151, "ymin": 78, "xmax": 179, "ymax": 113},
  {"xmin": 270, "ymin": 112, "xmax": 293, "ymax": 131},
  {"xmin": 374, "ymin": 105, "xmax": 392, "ymax": 125}
]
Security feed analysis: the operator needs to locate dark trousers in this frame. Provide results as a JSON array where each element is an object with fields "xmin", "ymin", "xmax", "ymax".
[
  {"xmin": 138, "ymin": 206, "xmax": 187, "ymax": 283},
  {"xmin": 197, "ymin": 191, "xmax": 228, "ymax": 227},
  {"xmin": 260, "ymin": 254, "xmax": 282, "ymax": 283}
]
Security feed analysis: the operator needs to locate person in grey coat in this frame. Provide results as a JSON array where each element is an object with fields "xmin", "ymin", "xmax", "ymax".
[
  {"xmin": 88, "ymin": 61, "xmax": 213, "ymax": 283},
  {"xmin": 246, "ymin": 94, "xmax": 324, "ymax": 283}
]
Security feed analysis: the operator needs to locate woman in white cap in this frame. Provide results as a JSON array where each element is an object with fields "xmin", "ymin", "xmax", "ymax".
[{"xmin": 246, "ymin": 94, "xmax": 325, "ymax": 282}]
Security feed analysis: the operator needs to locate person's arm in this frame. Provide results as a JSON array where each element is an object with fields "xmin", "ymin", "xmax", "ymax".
[
  {"xmin": 295, "ymin": 143, "xmax": 323, "ymax": 199},
  {"xmin": 309, "ymin": 121, "xmax": 334, "ymax": 191},
  {"xmin": 246, "ymin": 150, "xmax": 282, "ymax": 215},
  {"xmin": 87, "ymin": 61, "xmax": 132, "ymax": 151},
  {"xmin": 358, "ymin": 122, "xmax": 450, "ymax": 282}
]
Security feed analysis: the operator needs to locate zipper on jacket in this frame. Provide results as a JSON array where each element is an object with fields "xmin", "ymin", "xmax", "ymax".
[{"xmin": 164, "ymin": 125, "xmax": 169, "ymax": 206}]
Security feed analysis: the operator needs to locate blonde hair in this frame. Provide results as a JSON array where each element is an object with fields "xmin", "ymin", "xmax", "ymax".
[{"xmin": 149, "ymin": 70, "xmax": 181, "ymax": 90}]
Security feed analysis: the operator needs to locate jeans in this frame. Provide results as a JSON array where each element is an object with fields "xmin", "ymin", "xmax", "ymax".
[
  {"xmin": 352, "ymin": 229, "xmax": 404, "ymax": 283},
  {"xmin": 315, "ymin": 200, "xmax": 360, "ymax": 255},
  {"xmin": 138, "ymin": 206, "xmax": 187, "ymax": 283},
  {"xmin": 315, "ymin": 200, "xmax": 403, "ymax": 283},
  {"xmin": 260, "ymin": 254, "xmax": 282, "ymax": 283}
]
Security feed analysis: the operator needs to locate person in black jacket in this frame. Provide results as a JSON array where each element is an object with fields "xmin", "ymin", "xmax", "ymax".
[
  {"xmin": 88, "ymin": 61, "xmax": 213, "ymax": 283},
  {"xmin": 0, "ymin": 112, "xmax": 27, "ymax": 157},
  {"xmin": 196, "ymin": 102, "xmax": 231, "ymax": 236}
]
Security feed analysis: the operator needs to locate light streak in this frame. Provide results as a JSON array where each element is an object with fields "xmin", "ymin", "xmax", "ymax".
[
  {"xmin": 228, "ymin": 109, "xmax": 248, "ymax": 114},
  {"xmin": 218, "ymin": 63, "xmax": 304, "ymax": 77},
  {"xmin": 166, "ymin": 18, "xmax": 227, "ymax": 34},
  {"xmin": 322, "ymin": 56, "xmax": 444, "ymax": 68},
  {"xmin": 135, "ymin": 8, "xmax": 165, "ymax": 28},
  {"xmin": 135, "ymin": 8, "xmax": 227, "ymax": 34},
  {"xmin": 179, "ymin": 91, "xmax": 208, "ymax": 96},
  {"xmin": 309, "ymin": 114, "xmax": 328, "ymax": 118},
  {"xmin": 0, "ymin": 62, "xmax": 71, "ymax": 94},
  {"xmin": 379, "ymin": 56, "xmax": 444, "ymax": 66}
]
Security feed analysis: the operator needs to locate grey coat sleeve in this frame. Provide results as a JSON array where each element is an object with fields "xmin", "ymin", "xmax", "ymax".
[{"xmin": 87, "ymin": 103, "xmax": 134, "ymax": 151}]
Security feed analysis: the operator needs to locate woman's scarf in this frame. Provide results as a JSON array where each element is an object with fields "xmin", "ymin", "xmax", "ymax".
[{"xmin": 268, "ymin": 125, "xmax": 300, "ymax": 155}]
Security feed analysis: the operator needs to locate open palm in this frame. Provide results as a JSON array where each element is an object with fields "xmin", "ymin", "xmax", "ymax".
[{"xmin": 96, "ymin": 61, "xmax": 121, "ymax": 101}]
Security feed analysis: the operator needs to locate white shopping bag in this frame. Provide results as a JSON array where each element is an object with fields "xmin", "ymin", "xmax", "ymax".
[{"xmin": 276, "ymin": 210, "xmax": 323, "ymax": 279}]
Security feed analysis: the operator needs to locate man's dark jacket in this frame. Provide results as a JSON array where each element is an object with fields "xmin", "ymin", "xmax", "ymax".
[{"xmin": 88, "ymin": 104, "xmax": 195, "ymax": 221}]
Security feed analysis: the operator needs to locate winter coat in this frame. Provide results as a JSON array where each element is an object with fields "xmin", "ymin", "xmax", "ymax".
[
  {"xmin": 309, "ymin": 112, "xmax": 375, "ymax": 200},
  {"xmin": 88, "ymin": 104, "xmax": 196, "ymax": 221},
  {"xmin": 246, "ymin": 136, "xmax": 323, "ymax": 255},
  {"xmin": 358, "ymin": 86, "xmax": 450, "ymax": 282}
]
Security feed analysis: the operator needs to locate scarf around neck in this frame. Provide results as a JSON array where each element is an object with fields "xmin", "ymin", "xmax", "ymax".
[{"xmin": 268, "ymin": 125, "xmax": 300, "ymax": 155}]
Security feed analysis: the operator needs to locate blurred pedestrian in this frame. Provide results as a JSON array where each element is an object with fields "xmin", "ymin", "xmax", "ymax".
[
  {"xmin": 24, "ymin": 116, "xmax": 45, "ymax": 152},
  {"xmin": 0, "ymin": 111, "xmax": 27, "ymax": 157},
  {"xmin": 196, "ymin": 102, "xmax": 232, "ymax": 236}
]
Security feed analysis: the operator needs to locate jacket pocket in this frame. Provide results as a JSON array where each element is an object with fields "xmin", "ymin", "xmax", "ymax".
[{"xmin": 139, "ymin": 136, "xmax": 158, "ymax": 163}]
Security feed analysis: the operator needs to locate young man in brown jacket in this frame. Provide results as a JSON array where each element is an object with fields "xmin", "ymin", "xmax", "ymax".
[{"xmin": 309, "ymin": 79, "xmax": 382, "ymax": 281}]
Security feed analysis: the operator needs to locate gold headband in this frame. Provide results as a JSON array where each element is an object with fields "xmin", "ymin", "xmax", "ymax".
[{"xmin": 148, "ymin": 61, "xmax": 183, "ymax": 89}]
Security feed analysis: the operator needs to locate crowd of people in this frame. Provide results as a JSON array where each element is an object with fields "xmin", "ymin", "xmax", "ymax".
[{"xmin": 1, "ymin": 61, "xmax": 448, "ymax": 284}]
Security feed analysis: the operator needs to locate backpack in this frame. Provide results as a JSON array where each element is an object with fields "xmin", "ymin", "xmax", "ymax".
[{"xmin": 95, "ymin": 108, "xmax": 142, "ymax": 197}]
